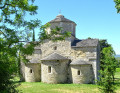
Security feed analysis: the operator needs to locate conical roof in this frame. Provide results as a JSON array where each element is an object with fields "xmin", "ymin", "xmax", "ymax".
[
  {"xmin": 70, "ymin": 59, "xmax": 91, "ymax": 65},
  {"xmin": 41, "ymin": 52, "xmax": 68, "ymax": 61},
  {"xmin": 29, "ymin": 58, "xmax": 40, "ymax": 63},
  {"xmin": 49, "ymin": 14, "xmax": 76, "ymax": 24}
]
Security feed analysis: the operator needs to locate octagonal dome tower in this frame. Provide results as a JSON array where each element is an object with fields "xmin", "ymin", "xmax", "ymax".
[{"xmin": 47, "ymin": 15, "xmax": 76, "ymax": 38}]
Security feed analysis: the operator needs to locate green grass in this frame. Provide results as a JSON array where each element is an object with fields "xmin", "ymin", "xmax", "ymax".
[
  {"xmin": 16, "ymin": 68, "xmax": 120, "ymax": 93},
  {"xmin": 17, "ymin": 82, "xmax": 99, "ymax": 93}
]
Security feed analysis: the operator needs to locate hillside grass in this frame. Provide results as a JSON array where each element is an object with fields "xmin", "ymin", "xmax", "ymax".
[{"xmin": 16, "ymin": 68, "xmax": 120, "ymax": 93}]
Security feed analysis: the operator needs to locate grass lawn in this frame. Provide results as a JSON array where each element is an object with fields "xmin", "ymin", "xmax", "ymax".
[
  {"xmin": 17, "ymin": 82, "xmax": 100, "ymax": 93},
  {"xmin": 16, "ymin": 68, "xmax": 120, "ymax": 93}
]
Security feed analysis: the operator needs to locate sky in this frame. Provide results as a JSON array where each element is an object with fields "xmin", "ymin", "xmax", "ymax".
[{"xmin": 26, "ymin": 0, "xmax": 120, "ymax": 55}]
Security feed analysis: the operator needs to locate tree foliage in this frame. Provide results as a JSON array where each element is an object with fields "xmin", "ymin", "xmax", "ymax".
[
  {"xmin": 99, "ymin": 40, "xmax": 111, "ymax": 71},
  {"xmin": 114, "ymin": 0, "xmax": 120, "ymax": 13},
  {"xmin": 26, "ymin": 19, "xmax": 41, "ymax": 41},
  {"xmin": 98, "ymin": 40, "xmax": 117, "ymax": 93},
  {"xmin": 0, "ymin": 0, "xmax": 38, "ymax": 92},
  {"xmin": 0, "ymin": 0, "xmax": 71, "ymax": 93}
]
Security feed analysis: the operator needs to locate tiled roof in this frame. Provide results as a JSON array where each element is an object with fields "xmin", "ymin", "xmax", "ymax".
[
  {"xmin": 29, "ymin": 59, "xmax": 40, "ymax": 63},
  {"xmin": 41, "ymin": 52, "xmax": 68, "ymax": 61},
  {"xmin": 72, "ymin": 39, "xmax": 99, "ymax": 47},
  {"xmin": 70, "ymin": 59, "xmax": 91, "ymax": 65},
  {"xmin": 49, "ymin": 15, "xmax": 76, "ymax": 24},
  {"xmin": 71, "ymin": 39, "xmax": 82, "ymax": 46}
]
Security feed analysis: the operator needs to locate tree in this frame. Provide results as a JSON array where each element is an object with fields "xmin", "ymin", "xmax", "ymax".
[
  {"xmin": 98, "ymin": 40, "xmax": 117, "ymax": 93},
  {"xmin": 99, "ymin": 40, "xmax": 111, "ymax": 71},
  {"xmin": 0, "ymin": 0, "xmax": 71, "ymax": 93},
  {"xmin": 0, "ymin": 0, "xmax": 38, "ymax": 92},
  {"xmin": 26, "ymin": 19, "xmax": 41, "ymax": 41},
  {"xmin": 114, "ymin": 0, "xmax": 120, "ymax": 13}
]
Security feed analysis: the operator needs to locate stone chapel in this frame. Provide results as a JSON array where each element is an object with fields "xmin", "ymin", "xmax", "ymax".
[{"xmin": 20, "ymin": 14, "xmax": 100, "ymax": 84}]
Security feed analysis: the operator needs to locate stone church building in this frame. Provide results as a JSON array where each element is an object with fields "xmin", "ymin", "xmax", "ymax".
[{"xmin": 21, "ymin": 15, "xmax": 100, "ymax": 84}]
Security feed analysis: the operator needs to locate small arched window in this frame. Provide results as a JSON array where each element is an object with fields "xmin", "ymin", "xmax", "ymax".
[
  {"xmin": 77, "ymin": 70, "xmax": 80, "ymax": 75},
  {"xmin": 53, "ymin": 46, "xmax": 57, "ymax": 50},
  {"xmin": 30, "ymin": 69, "xmax": 32, "ymax": 73}
]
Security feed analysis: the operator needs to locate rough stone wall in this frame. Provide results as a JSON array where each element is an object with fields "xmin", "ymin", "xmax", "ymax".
[
  {"xmin": 71, "ymin": 46, "xmax": 99, "ymax": 80},
  {"xmin": 25, "ymin": 63, "xmax": 41, "ymax": 82},
  {"xmin": 70, "ymin": 65, "xmax": 94, "ymax": 84},
  {"xmin": 20, "ymin": 62, "xmax": 25, "ymax": 81},
  {"xmin": 70, "ymin": 47, "xmax": 86, "ymax": 60},
  {"xmin": 41, "ymin": 40, "xmax": 71, "ymax": 58},
  {"xmin": 20, "ymin": 48, "xmax": 42, "ymax": 81},
  {"xmin": 96, "ymin": 42, "xmax": 100, "ymax": 80},
  {"xmin": 84, "ymin": 46, "xmax": 99, "ymax": 80},
  {"xmin": 26, "ymin": 51, "xmax": 42, "ymax": 62},
  {"xmin": 22, "ymin": 40, "xmax": 100, "ymax": 83},
  {"xmin": 66, "ymin": 35, "xmax": 76, "ymax": 43},
  {"xmin": 41, "ymin": 60, "xmax": 69, "ymax": 84}
]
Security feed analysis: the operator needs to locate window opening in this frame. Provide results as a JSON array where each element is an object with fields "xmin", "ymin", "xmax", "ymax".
[
  {"xmin": 30, "ymin": 69, "xmax": 32, "ymax": 73},
  {"xmin": 77, "ymin": 70, "xmax": 80, "ymax": 75},
  {"xmin": 53, "ymin": 46, "xmax": 57, "ymax": 50},
  {"xmin": 48, "ymin": 66, "xmax": 51, "ymax": 73}
]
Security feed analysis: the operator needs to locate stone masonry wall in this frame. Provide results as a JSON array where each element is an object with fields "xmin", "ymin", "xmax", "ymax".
[
  {"xmin": 70, "ymin": 65, "xmax": 94, "ymax": 84},
  {"xmin": 41, "ymin": 60, "xmax": 69, "ymax": 84},
  {"xmin": 41, "ymin": 41, "xmax": 71, "ymax": 58},
  {"xmin": 25, "ymin": 63, "xmax": 41, "ymax": 82},
  {"xmin": 49, "ymin": 22, "xmax": 76, "ymax": 36},
  {"xmin": 20, "ymin": 62, "xmax": 25, "ymax": 81},
  {"xmin": 23, "ymin": 41, "xmax": 99, "ymax": 83},
  {"xmin": 71, "ymin": 46, "xmax": 99, "ymax": 80}
]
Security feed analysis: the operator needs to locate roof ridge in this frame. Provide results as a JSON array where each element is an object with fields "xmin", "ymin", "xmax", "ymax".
[
  {"xmin": 48, "ymin": 15, "xmax": 76, "ymax": 24},
  {"xmin": 70, "ymin": 59, "xmax": 91, "ymax": 65},
  {"xmin": 41, "ymin": 52, "xmax": 68, "ymax": 61}
]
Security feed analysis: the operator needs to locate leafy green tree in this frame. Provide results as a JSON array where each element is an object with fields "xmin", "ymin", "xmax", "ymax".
[
  {"xmin": 98, "ymin": 42, "xmax": 117, "ymax": 93},
  {"xmin": 99, "ymin": 40, "xmax": 111, "ymax": 71},
  {"xmin": 26, "ymin": 19, "xmax": 41, "ymax": 41},
  {"xmin": 114, "ymin": 0, "xmax": 120, "ymax": 13},
  {"xmin": 0, "ymin": 0, "xmax": 38, "ymax": 92},
  {"xmin": 0, "ymin": 0, "xmax": 71, "ymax": 93}
]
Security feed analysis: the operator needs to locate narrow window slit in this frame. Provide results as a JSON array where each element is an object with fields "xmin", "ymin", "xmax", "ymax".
[
  {"xmin": 48, "ymin": 66, "xmax": 51, "ymax": 73},
  {"xmin": 30, "ymin": 69, "xmax": 32, "ymax": 73},
  {"xmin": 78, "ymin": 70, "xmax": 80, "ymax": 75}
]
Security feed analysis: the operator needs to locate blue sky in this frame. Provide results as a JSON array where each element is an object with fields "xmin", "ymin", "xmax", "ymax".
[{"xmin": 26, "ymin": 0, "xmax": 120, "ymax": 54}]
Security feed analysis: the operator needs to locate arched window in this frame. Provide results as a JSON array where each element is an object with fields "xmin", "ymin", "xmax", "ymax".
[
  {"xmin": 77, "ymin": 70, "xmax": 80, "ymax": 75},
  {"xmin": 30, "ymin": 69, "xmax": 32, "ymax": 73},
  {"xmin": 48, "ymin": 66, "xmax": 51, "ymax": 73}
]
